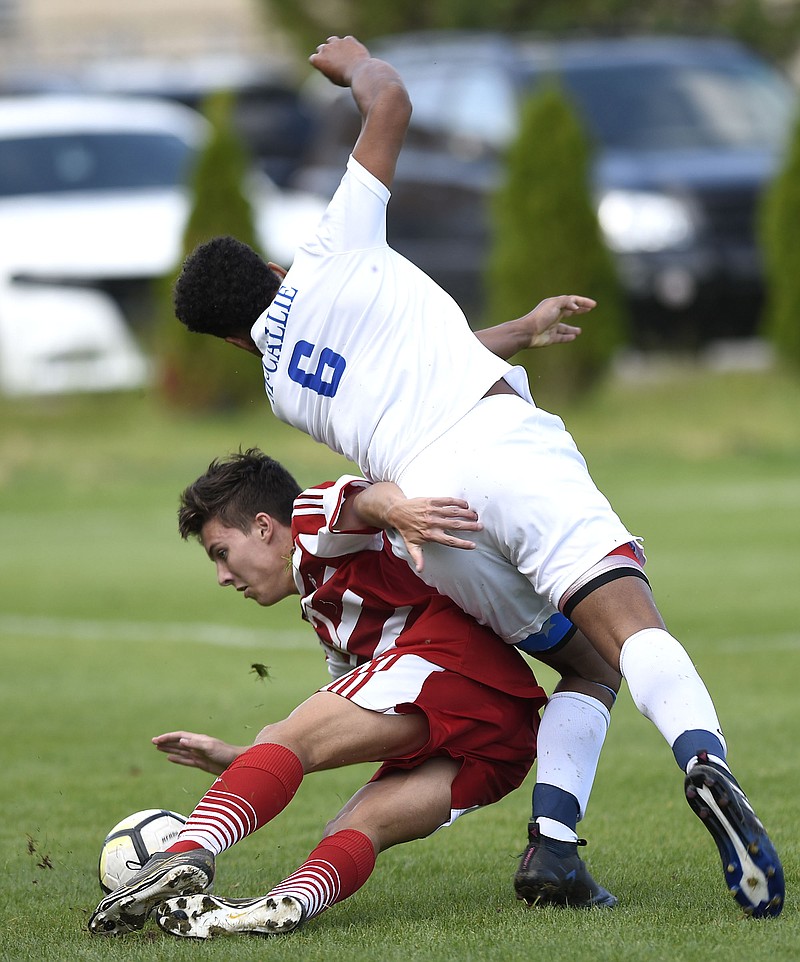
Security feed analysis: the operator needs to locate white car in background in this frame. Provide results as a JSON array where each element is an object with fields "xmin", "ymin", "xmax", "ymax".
[{"xmin": 0, "ymin": 94, "xmax": 326, "ymax": 396}]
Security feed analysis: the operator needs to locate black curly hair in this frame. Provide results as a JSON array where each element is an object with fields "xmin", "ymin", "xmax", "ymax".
[{"xmin": 173, "ymin": 236, "xmax": 282, "ymax": 339}]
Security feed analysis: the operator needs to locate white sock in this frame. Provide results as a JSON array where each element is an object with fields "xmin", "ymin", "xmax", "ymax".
[
  {"xmin": 619, "ymin": 627, "xmax": 723, "ymax": 749},
  {"xmin": 536, "ymin": 690, "xmax": 610, "ymax": 828}
]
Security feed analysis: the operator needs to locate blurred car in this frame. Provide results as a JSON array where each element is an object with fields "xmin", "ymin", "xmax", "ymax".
[
  {"xmin": 0, "ymin": 278, "xmax": 149, "ymax": 396},
  {"xmin": 62, "ymin": 54, "xmax": 315, "ymax": 188},
  {"xmin": 295, "ymin": 33, "xmax": 798, "ymax": 346},
  {"xmin": 0, "ymin": 94, "xmax": 326, "ymax": 396},
  {"xmin": 1, "ymin": 55, "xmax": 316, "ymax": 188}
]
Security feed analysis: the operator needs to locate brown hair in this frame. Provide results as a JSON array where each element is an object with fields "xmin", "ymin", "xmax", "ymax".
[{"xmin": 178, "ymin": 448, "xmax": 301, "ymax": 539}]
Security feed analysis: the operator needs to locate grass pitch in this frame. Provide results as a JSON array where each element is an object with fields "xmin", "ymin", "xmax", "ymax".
[{"xmin": 1, "ymin": 362, "xmax": 798, "ymax": 961}]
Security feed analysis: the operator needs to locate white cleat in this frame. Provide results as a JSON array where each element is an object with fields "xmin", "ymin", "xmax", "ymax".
[{"xmin": 156, "ymin": 892, "xmax": 304, "ymax": 939}]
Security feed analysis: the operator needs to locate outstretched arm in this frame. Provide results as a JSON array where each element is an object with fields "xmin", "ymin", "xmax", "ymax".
[
  {"xmin": 337, "ymin": 482, "xmax": 483, "ymax": 573},
  {"xmin": 475, "ymin": 295, "xmax": 597, "ymax": 360},
  {"xmin": 309, "ymin": 35, "xmax": 411, "ymax": 189},
  {"xmin": 152, "ymin": 731, "xmax": 247, "ymax": 776}
]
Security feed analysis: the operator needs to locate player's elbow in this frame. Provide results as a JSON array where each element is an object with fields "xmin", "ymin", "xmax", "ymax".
[{"xmin": 372, "ymin": 80, "xmax": 412, "ymax": 126}]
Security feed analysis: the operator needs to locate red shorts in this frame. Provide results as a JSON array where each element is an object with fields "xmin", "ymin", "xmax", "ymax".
[{"xmin": 321, "ymin": 652, "xmax": 544, "ymax": 820}]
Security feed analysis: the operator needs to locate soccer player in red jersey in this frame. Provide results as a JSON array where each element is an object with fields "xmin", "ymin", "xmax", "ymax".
[{"xmin": 89, "ymin": 452, "xmax": 555, "ymax": 938}]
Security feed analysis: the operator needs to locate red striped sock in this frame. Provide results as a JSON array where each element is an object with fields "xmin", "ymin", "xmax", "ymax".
[
  {"xmin": 266, "ymin": 829, "xmax": 376, "ymax": 920},
  {"xmin": 167, "ymin": 743, "xmax": 303, "ymax": 855}
]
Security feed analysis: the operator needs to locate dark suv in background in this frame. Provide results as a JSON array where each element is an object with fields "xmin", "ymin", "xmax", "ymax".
[{"xmin": 295, "ymin": 33, "xmax": 797, "ymax": 346}]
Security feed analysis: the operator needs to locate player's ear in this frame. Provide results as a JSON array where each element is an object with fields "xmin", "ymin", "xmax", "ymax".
[
  {"xmin": 267, "ymin": 261, "xmax": 287, "ymax": 280},
  {"xmin": 254, "ymin": 512, "xmax": 274, "ymax": 540}
]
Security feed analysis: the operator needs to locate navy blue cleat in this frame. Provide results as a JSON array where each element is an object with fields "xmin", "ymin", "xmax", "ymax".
[
  {"xmin": 514, "ymin": 823, "xmax": 617, "ymax": 908},
  {"xmin": 685, "ymin": 751, "xmax": 784, "ymax": 918}
]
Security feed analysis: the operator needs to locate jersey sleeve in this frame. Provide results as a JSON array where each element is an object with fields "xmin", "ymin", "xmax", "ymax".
[
  {"xmin": 294, "ymin": 476, "xmax": 384, "ymax": 559},
  {"xmin": 305, "ymin": 155, "xmax": 390, "ymax": 255}
]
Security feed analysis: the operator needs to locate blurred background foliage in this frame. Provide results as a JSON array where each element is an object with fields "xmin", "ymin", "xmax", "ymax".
[
  {"xmin": 760, "ymin": 107, "xmax": 800, "ymax": 372},
  {"xmin": 156, "ymin": 90, "xmax": 267, "ymax": 410},
  {"xmin": 486, "ymin": 85, "xmax": 628, "ymax": 400},
  {"xmin": 262, "ymin": 0, "xmax": 800, "ymax": 63}
]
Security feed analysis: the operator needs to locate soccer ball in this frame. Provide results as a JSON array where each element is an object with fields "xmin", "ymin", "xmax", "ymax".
[{"xmin": 98, "ymin": 809, "xmax": 187, "ymax": 893}]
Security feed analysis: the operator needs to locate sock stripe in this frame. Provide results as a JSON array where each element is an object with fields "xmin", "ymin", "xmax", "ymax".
[
  {"xmin": 179, "ymin": 814, "xmax": 239, "ymax": 850},
  {"xmin": 199, "ymin": 790, "xmax": 259, "ymax": 833},
  {"xmin": 270, "ymin": 859, "xmax": 342, "ymax": 917},
  {"xmin": 265, "ymin": 832, "xmax": 375, "ymax": 921},
  {"xmin": 177, "ymin": 789, "xmax": 259, "ymax": 853},
  {"xmin": 171, "ymin": 748, "xmax": 303, "ymax": 857}
]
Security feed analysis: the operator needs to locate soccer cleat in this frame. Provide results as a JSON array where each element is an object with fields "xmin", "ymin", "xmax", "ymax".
[
  {"xmin": 685, "ymin": 751, "xmax": 784, "ymax": 918},
  {"xmin": 156, "ymin": 892, "xmax": 305, "ymax": 939},
  {"xmin": 88, "ymin": 848, "xmax": 216, "ymax": 936},
  {"xmin": 514, "ymin": 823, "xmax": 617, "ymax": 908}
]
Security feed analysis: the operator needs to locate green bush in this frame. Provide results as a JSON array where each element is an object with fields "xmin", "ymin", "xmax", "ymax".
[
  {"xmin": 759, "ymin": 106, "xmax": 800, "ymax": 371},
  {"xmin": 485, "ymin": 84, "xmax": 629, "ymax": 401},
  {"xmin": 156, "ymin": 90, "xmax": 266, "ymax": 411}
]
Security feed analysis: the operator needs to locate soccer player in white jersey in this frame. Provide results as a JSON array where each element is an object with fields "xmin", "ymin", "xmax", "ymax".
[
  {"xmin": 89, "ymin": 450, "xmax": 556, "ymax": 938},
  {"xmin": 171, "ymin": 37, "xmax": 784, "ymax": 918}
]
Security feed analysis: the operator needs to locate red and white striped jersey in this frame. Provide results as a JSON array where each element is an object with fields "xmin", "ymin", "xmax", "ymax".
[{"xmin": 291, "ymin": 476, "xmax": 538, "ymax": 699}]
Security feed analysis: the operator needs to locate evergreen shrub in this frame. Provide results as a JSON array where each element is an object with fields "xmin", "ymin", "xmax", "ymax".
[
  {"xmin": 760, "ymin": 106, "xmax": 800, "ymax": 371},
  {"xmin": 156, "ymin": 90, "xmax": 265, "ymax": 411},
  {"xmin": 485, "ymin": 84, "xmax": 628, "ymax": 401}
]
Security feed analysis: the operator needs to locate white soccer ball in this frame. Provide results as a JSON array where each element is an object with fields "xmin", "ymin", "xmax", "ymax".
[{"xmin": 98, "ymin": 809, "xmax": 187, "ymax": 893}]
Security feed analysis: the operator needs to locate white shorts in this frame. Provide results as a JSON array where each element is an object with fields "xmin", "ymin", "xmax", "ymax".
[{"xmin": 393, "ymin": 393, "xmax": 637, "ymax": 643}]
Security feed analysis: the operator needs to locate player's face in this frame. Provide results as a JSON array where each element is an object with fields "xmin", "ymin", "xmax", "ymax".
[{"xmin": 200, "ymin": 516, "xmax": 295, "ymax": 606}]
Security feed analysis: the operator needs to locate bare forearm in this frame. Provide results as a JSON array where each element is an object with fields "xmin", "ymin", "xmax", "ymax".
[
  {"xmin": 310, "ymin": 36, "xmax": 411, "ymax": 187},
  {"xmin": 348, "ymin": 483, "xmax": 481, "ymax": 573},
  {"xmin": 349, "ymin": 482, "xmax": 407, "ymax": 529},
  {"xmin": 350, "ymin": 58, "xmax": 411, "ymax": 124},
  {"xmin": 475, "ymin": 317, "xmax": 533, "ymax": 360},
  {"xmin": 475, "ymin": 295, "xmax": 595, "ymax": 358}
]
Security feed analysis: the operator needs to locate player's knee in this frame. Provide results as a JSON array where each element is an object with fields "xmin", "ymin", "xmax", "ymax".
[
  {"xmin": 321, "ymin": 813, "xmax": 346, "ymax": 838},
  {"xmin": 553, "ymin": 675, "xmax": 620, "ymax": 710}
]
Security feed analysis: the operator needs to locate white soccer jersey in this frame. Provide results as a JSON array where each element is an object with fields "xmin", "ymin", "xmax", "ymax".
[
  {"xmin": 261, "ymin": 158, "xmax": 637, "ymax": 645},
  {"xmin": 251, "ymin": 156, "xmax": 523, "ymax": 482}
]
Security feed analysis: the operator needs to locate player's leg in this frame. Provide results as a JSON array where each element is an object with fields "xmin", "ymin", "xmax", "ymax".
[
  {"xmin": 566, "ymin": 573, "xmax": 784, "ymax": 918},
  {"xmin": 515, "ymin": 619, "xmax": 619, "ymax": 907},
  {"xmin": 155, "ymin": 758, "xmax": 460, "ymax": 939},
  {"xmin": 88, "ymin": 693, "xmax": 428, "ymax": 936},
  {"xmin": 320, "ymin": 754, "xmax": 459, "ymax": 848},
  {"xmin": 158, "ymin": 691, "xmax": 427, "ymax": 853},
  {"xmin": 155, "ymin": 653, "xmax": 541, "ymax": 938},
  {"xmin": 522, "ymin": 621, "xmax": 620, "ymax": 844},
  {"xmin": 254, "ymin": 688, "xmax": 430, "ymax": 771}
]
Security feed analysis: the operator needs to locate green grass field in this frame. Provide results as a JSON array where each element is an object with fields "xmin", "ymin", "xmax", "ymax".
[{"xmin": 1, "ymin": 363, "xmax": 799, "ymax": 961}]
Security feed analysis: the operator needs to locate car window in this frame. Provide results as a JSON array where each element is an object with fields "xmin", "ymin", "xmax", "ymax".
[
  {"xmin": 402, "ymin": 63, "xmax": 517, "ymax": 147},
  {"xmin": 557, "ymin": 61, "xmax": 796, "ymax": 151},
  {"xmin": 0, "ymin": 131, "xmax": 195, "ymax": 196}
]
